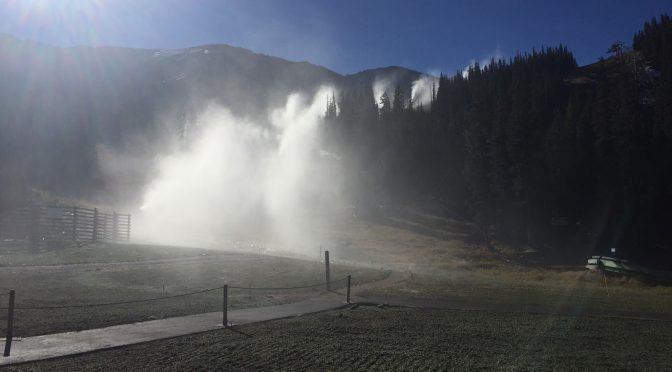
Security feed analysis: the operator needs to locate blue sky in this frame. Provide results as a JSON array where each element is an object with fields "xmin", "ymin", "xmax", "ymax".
[{"xmin": 1, "ymin": 0, "xmax": 670, "ymax": 75}]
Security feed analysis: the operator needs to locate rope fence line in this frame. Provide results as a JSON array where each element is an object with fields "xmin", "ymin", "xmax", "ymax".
[
  {"xmin": 0, "ymin": 286, "xmax": 224, "ymax": 311},
  {"xmin": 2, "ymin": 250, "xmax": 348, "ymax": 357},
  {"xmin": 0, "ymin": 276, "xmax": 350, "ymax": 311}
]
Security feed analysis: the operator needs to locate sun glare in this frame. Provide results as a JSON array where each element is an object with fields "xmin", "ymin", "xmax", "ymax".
[{"xmin": 8, "ymin": 0, "xmax": 106, "ymax": 44}]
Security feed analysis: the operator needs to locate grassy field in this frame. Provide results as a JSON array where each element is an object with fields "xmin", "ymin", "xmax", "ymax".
[
  {"xmin": 8, "ymin": 305, "xmax": 672, "ymax": 371},
  {"xmin": 318, "ymin": 211, "xmax": 472, "ymax": 272},
  {"xmin": 3, "ymin": 207, "xmax": 672, "ymax": 370},
  {"xmin": 316, "ymin": 207, "xmax": 672, "ymax": 316},
  {"xmin": 357, "ymin": 268, "xmax": 672, "ymax": 316},
  {"xmin": 0, "ymin": 242, "xmax": 225, "ymax": 266},
  {"xmin": 0, "ymin": 244, "xmax": 385, "ymax": 337}
]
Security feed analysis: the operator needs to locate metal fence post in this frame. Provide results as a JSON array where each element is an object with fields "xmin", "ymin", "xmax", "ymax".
[
  {"xmin": 346, "ymin": 275, "xmax": 351, "ymax": 303},
  {"xmin": 3, "ymin": 290, "xmax": 15, "ymax": 357},
  {"xmin": 325, "ymin": 251, "xmax": 331, "ymax": 291},
  {"xmin": 223, "ymin": 285, "xmax": 228, "ymax": 327}
]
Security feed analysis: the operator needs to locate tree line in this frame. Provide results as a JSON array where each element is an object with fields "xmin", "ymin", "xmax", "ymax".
[{"xmin": 325, "ymin": 14, "xmax": 672, "ymax": 266}]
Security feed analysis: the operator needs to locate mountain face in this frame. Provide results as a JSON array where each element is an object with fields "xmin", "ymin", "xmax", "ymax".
[{"xmin": 0, "ymin": 35, "xmax": 422, "ymax": 205}]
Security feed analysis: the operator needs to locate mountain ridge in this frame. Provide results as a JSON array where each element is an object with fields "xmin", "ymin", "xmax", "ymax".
[{"xmin": 0, "ymin": 34, "xmax": 424, "ymax": 203}]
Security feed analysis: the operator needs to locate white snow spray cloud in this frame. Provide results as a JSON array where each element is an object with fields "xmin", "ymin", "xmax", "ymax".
[
  {"xmin": 373, "ymin": 77, "xmax": 394, "ymax": 108},
  {"xmin": 462, "ymin": 46, "xmax": 504, "ymax": 78},
  {"xmin": 133, "ymin": 87, "xmax": 342, "ymax": 255},
  {"xmin": 411, "ymin": 74, "xmax": 436, "ymax": 108},
  {"xmin": 374, "ymin": 72, "xmax": 438, "ymax": 109}
]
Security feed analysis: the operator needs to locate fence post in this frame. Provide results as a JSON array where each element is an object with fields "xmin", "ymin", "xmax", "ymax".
[
  {"xmin": 72, "ymin": 206, "xmax": 78, "ymax": 242},
  {"xmin": 223, "ymin": 285, "xmax": 228, "ymax": 327},
  {"xmin": 3, "ymin": 290, "xmax": 15, "ymax": 357},
  {"xmin": 92, "ymin": 208, "xmax": 99, "ymax": 243},
  {"xmin": 325, "ymin": 251, "xmax": 331, "ymax": 291},
  {"xmin": 346, "ymin": 275, "xmax": 351, "ymax": 303}
]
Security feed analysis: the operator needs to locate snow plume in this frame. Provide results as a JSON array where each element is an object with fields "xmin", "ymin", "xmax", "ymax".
[
  {"xmin": 134, "ymin": 87, "xmax": 343, "ymax": 254},
  {"xmin": 411, "ymin": 74, "xmax": 436, "ymax": 108},
  {"xmin": 373, "ymin": 77, "xmax": 394, "ymax": 108},
  {"xmin": 462, "ymin": 46, "xmax": 504, "ymax": 78}
]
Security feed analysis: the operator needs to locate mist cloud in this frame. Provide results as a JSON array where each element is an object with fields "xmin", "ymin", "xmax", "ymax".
[
  {"xmin": 373, "ymin": 77, "xmax": 393, "ymax": 108},
  {"xmin": 133, "ymin": 87, "xmax": 342, "ymax": 254},
  {"xmin": 462, "ymin": 46, "xmax": 504, "ymax": 78},
  {"xmin": 411, "ymin": 74, "xmax": 436, "ymax": 108}
]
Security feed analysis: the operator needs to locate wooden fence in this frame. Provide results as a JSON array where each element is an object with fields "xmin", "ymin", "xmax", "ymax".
[{"xmin": 0, "ymin": 205, "xmax": 131, "ymax": 249}]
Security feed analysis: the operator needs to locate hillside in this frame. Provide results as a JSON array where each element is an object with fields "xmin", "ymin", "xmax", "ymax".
[{"xmin": 0, "ymin": 35, "xmax": 422, "ymax": 205}]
